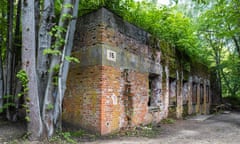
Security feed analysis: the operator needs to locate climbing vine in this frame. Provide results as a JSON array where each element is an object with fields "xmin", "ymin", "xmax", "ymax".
[{"xmin": 16, "ymin": 70, "xmax": 30, "ymax": 122}]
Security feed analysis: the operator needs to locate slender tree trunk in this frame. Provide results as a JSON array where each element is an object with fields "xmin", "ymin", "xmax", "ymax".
[
  {"xmin": 54, "ymin": 0, "xmax": 80, "ymax": 129},
  {"xmin": 0, "ymin": 40, "xmax": 3, "ymax": 109},
  {"xmin": 232, "ymin": 36, "xmax": 240, "ymax": 57},
  {"xmin": 22, "ymin": 0, "xmax": 43, "ymax": 140},
  {"xmin": 42, "ymin": 0, "xmax": 73, "ymax": 137},
  {"xmin": 37, "ymin": 0, "xmax": 54, "ymax": 111},
  {"xmin": 227, "ymin": 24, "xmax": 240, "ymax": 57},
  {"xmin": 215, "ymin": 52, "xmax": 222, "ymax": 102},
  {"xmin": 6, "ymin": 0, "xmax": 14, "ymax": 120},
  {"xmin": 0, "ymin": 2, "xmax": 6, "ymax": 112},
  {"xmin": 12, "ymin": 0, "xmax": 22, "ymax": 121},
  {"xmin": 208, "ymin": 33, "xmax": 222, "ymax": 103}
]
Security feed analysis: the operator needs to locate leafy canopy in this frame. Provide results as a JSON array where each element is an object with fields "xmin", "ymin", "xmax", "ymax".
[{"xmin": 78, "ymin": 0, "xmax": 207, "ymax": 64}]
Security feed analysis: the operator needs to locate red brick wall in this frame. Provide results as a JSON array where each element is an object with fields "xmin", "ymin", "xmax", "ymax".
[
  {"xmin": 125, "ymin": 71, "xmax": 149, "ymax": 126},
  {"xmin": 100, "ymin": 66, "xmax": 121, "ymax": 134},
  {"xmin": 63, "ymin": 64, "xmax": 150, "ymax": 134},
  {"xmin": 63, "ymin": 65, "xmax": 102, "ymax": 133}
]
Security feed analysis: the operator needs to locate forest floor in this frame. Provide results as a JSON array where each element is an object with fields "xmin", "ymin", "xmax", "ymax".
[{"xmin": 0, "ymin": 111, "xmax": 240, "ymax": 144}]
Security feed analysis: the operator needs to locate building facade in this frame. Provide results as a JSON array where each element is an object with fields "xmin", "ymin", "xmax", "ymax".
[{"xmin": 62, "ymin": 8, "xmax": 211, "ymax": 135}]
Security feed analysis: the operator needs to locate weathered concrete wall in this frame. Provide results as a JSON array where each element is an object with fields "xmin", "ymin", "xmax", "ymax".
[{"xmin": 63, "ymin": 7, "xmax": 212, "ymax": 135}]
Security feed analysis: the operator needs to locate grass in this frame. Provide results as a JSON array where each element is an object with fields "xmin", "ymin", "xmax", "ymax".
[
  {"xmin": 160, "ymin": 118, "xmax": 175, "ymax": 124},
  {"xmin": 68, "ymin": 122, "xmax": 164, "ymax": 140}
]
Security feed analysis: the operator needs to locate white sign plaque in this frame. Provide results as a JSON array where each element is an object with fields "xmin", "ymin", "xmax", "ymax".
[{"xmin": 107, "ymin": 49, "xmax": 116, "ymax": 62}]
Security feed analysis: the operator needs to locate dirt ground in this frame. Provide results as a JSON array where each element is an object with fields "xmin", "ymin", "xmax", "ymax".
[
  {"xmin": 1, "ymin": 111, "xmax": 240, "ymax": 144},
  {"xmin": 0, "ymin": 118, "xmax": 26, "ymax": 143},
  {"xmin": 84, "ymin": 111, "xmax": 240, "ymax": 144}
]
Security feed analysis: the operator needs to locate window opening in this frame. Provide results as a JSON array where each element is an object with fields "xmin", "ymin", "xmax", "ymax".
[
  {"xmin": 200, "ymin": 84, "xmax": 204, "ymax": 104},
  {"xmin": 148, "ymin": 73, "xmax": 161, "ymax": 107},
  {"xmin": 182, "ymin": 81, "xmax": 188, "ymax": 105},
  {"xmin": 206, "ymin": 85, "xmax": 209, "ymax": 103},
  {"xmin": 169, "ymin": 77, "xmax": 177, "ymax": 106},
  {"xmin": 192, "ymin": 83, "xmax": 197, "ymax": 104}
]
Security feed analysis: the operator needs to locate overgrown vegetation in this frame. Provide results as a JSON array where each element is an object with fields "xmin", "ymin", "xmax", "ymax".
[
  {"xmin": 78, "ymin": 0, "xmax": 206, "ymax": 64},
  {"xmin": 77, "ymin": 0, "xmax": 240, "ymax": 100}
]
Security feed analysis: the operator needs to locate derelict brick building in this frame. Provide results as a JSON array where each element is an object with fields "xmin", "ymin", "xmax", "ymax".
[{"xmin": 63, "ymin": 8, "xmax": 211, "ymax": 135}]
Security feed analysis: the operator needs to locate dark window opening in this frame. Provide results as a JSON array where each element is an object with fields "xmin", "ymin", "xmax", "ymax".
[
  {"xmin": 148, "ymin": 73, "xmax": 161, "ymax": 107},
  {"xmin": 182, "ymin": 81, "xmax": 188, "ymax": 105},
  {"xmin": 206, "ymin": 85, "xmax": 209, "ymax": 103},
  {"xmin": 148, "ymin": 78, "xmax": 152, "ymax": 106},
  {"xmin": 192, "ymin": 83, "xmax": 197, "ymax": 104},
  {"xmin": 200, "ymin": 84, "xmax": 204, "ymax": 104},
  {"xmin": 169, "ymin": 77, "xmax": 177, "ymax": 106}
]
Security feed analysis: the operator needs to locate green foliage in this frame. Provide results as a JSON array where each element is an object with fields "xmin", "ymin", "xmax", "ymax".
[
  {"xmin": 16, "ymin": 70, "xmax": 29, "ymax": 98},
  {"xmin": 46, "ymin": 103, "xmax": 54, "ymax": 110},
  {"xmin": 16, "ymin": 70, "xmax": 31, "ymax": 122},
  {"xmin": 65, "ymin": 56, "xmax": 80, "ymax": 63},
  {"xmin": 53, "ymin": 64, "xmax": 60, "ymax": 72},
  {"xmin": 0, "ymin": 95, "xmax": 15, "ymax": 113},
  {"xmin": 0, "ymin": 0, "xmax": 7, "ymax": 60},
  {"xmin": 70, "ymin": 129, "xmax": 86, "ymax": 137},
  {"xmin": 1, "ymin": 65, "xmax": 24, "ymax": 113},
  {"xmin": 51, "ymin": 64, "xmax": 60, "ymax": 86},
  {"xmin": 116, "ymin": 124, "xmax": 161, "ymax": 138},
  {"xmin": 43, "ymin": 49, "xmax": 62, "ymax": 56},
  {"xmin": 61, "ymin": 132, "xmax": 76, "ymax": 144},
  {"xmin": 63, "ymin": 3, "xmax": 74, "ymax": 9},
  {"xmin": 62, "ymin": 13, "xmax": 73, "ymax": 21},
  {"xmin": 78, "ymin": 0, "xmax": 207, "ymax": 64},
  {"xmin": 16, "ymin": 70, "xmax": 28, "ymax": 85},
  {"xmin": 50, "ymin": 131, "xmax": 77, "ymax": 144},
  {"xmin": 48, "ymin": 25, "xmax": 67, "ymax": 49},
  {"xmin": 197, "ymin": 0, "xmax": 240, "ymax": 97},
  {"xmin": 49, "ymin": 25, "xmax": 67, "ymax": 36},
  {"xmin": 52, "ymin": 76, "xmax": 58, "ymax": 86},
  {"xmin": 25, "ymin": 116, "xmax": 30, "ymax": 122},
  {"xmin": 161, "ymin": 118, "xmax": 175, "ymax": 124}
]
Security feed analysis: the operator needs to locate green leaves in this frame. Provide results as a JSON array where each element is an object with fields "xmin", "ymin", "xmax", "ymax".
[
  {"xmin": 62, "ymin": 13, "xmax": 73, "ymax": 21},
  {"xmin": 197, "ymin": 0, "xmax": 240, "ymax": 97},
  {"xmin": 43, "ymin": 49, "xmax": 62, "ymax": 56},
  {"xmin": 46, "ymin": 103, "xmax": 54, "ymax": 110},
  {"xmin": 65, "ymin": 56, "xmax": 80, "ymax": 63},
  {"xmin": 25, "ymin": 116, "xmax": 31, "ymax": 122},
  {"xmin": 16, "ymin": 70, "xmax": 28, "ymax": 85},
  {"xmin": 63, "ymin": 3, "xmax": 73, "ymax": 9}
]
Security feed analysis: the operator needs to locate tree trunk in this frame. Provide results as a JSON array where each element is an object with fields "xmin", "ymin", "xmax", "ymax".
[
  {"xmin": 12, "ymin": 0, "xmax": 22, "ymax": 121},
  {"xmin": 37, "ymin": 0, "xmax": 54, "ymax": 111},
  {"xmin": 208, "ymin": 33, "xmax": 222, "ymax": 103},
  {"xmin": 22, "ymin": 0, "xmax": 43, "ymax": 140},
  {"xmin": 42, "ymin": 0, "xmax": 73, "ymax": 137},
  {"xmin": 0, "ymin": 40, "xmax": 3, "ymax": 110},
  {"xmin": 54, "ymin": 0, "xmax": 80, "ymax": 129},
  {"xmin": 0, "ymin": 2, "xmax": 6, "ymax": 111},
  {"xmin": 5, "ymin": 0, "xmax": 14, "ymax": 120}
]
